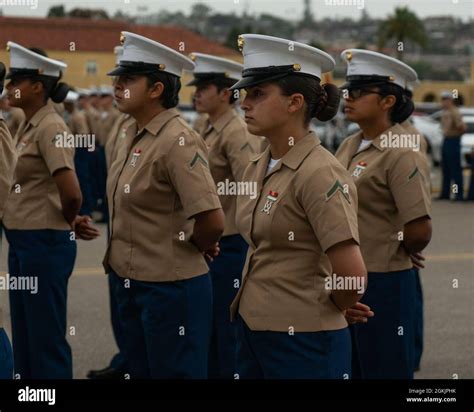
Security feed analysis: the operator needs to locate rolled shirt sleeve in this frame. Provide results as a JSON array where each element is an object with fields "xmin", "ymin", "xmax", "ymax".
[
  {"xmin": 299, "ymin": 161, "xmax": 360, "ymax": 252},
  {"xmin": 37, "ymin": 123, "xmax": 75, "ymax": 176},
  {"xmin": 166, "ymin": 130, "xmax": 221, "ymax": 219},
  {"xmin": 389, "ymin": 150, "xmax": 432, "ymax": 225}
]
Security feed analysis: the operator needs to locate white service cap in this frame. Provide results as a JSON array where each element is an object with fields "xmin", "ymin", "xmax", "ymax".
[
  {"xmin": 230, "ymin": 34, "xmax": 335, "ymax": 90},
  {"xmin": 64, "ymin": 90, "xmax": 79, "ymax": 103},
  {"xmin": 187, "ymin": 53, "xmax": 242, "ymax": 86},
  {"xmin": 99, "ymin": 85, "xmax": 114, "ymax": 96},
  {"xmin": 6, "ymin": 41, "xmax": 67, "ymax": 79},
  {"xmin": 340, "ymin": 49, "xmax": 417, "ymax": 90},
  {"xmin": 107, "ymin": 31, "xmax": 194, "ymax": 78}
]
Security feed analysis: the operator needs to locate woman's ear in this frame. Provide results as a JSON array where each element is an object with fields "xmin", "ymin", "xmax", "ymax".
[
  {"xmin": 220, "ymin": 88, "xmax": 232, "ymax": 103},
  {"xmin": 149, "ymin": 81, "xmax": 164, "ymax": 100},
  {"xmin": 31, "ymin": 80, "xmax": 44, "ymax": 96},
  {"xmin": 380, "ymin": 94, "xmax": 396, "ymax": 111},
  {"xmin": 288, "ymin": 93, "xmax": 305, "ymax": 114}
]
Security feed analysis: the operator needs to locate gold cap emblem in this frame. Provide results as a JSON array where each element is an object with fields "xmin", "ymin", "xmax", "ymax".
[{"xmin": 237, "ymin": 35, "xmax": 245, "ymax": 52}]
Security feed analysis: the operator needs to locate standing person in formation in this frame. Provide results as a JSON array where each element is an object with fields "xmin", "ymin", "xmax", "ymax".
[
  {"xmin": 438, "ymin": 90, "xmax": 466, "ymax": 201},
  {"xmin": 188, "ymin": 52, "xmax": 263, "ymax": 379},
  {"xmin": 3, "ymin": 42, "xmax": 82, "ymax": 379},
  {"xmin": 229, "ymin": 34, "xmax": 367, "ymax": 379},
  {"xmin": 335, "ymin": 49, "xmax": 432, "ymax": 379},
  {"xmin": 102, "ymin": 32, "xmax": 224, "ymax": 379},
  {"xmin": 86, "ymin": 45, "xmax": 131, "ymax": 380},
  {"xmin": 94, "ymin": 85, "xmax": 120, "ymax": 222},
  {"xmin": 63, "ymin": 90, "xmax": 94, "ymax": 217},
  {"xmin": 0, "ymin": 62, "xmax": 17, "ymax": 379}
]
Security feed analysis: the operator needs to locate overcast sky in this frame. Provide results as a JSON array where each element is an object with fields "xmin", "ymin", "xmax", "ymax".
[{"xmin": 0, "ymin": 0, "xmax": 472, "ymax": 21}]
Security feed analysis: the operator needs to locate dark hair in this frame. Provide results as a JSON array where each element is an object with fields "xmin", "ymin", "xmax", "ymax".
[
  {"xmin": 145, "ymin": 71, "xmax": 181, "ymax": 109},
  {"xmin": 276, "ymin": 75, "xmax": 340, "ymax": 125},
  {"xmin": 377, "ymin": 83, "xmax": 414, "ymax": 123},
  {"xmin": 213, "ymin": 77, "xmax": 239, "ymax": 104},
  {"xmin": 195, "ymin": 77, "xmax": 238, "ymax": 105},
  {"xmin": 28, "ymin": 47, "xmax": 69, "ymax": 103}
]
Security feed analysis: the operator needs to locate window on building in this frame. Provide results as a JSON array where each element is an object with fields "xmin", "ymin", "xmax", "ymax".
[{"xmin": 86, "ymin": 60, "xmax": 97, "ymax": 75}]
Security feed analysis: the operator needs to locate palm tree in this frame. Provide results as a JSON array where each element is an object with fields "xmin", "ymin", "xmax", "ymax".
[{"xmin": 377, "ymin": 7, "xmax": 428, "ymax": 60}]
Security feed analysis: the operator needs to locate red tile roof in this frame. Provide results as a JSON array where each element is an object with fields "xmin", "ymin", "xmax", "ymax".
[{"xmin": 0, "ymin": 16, "xmax": 239, "ymax": 56}]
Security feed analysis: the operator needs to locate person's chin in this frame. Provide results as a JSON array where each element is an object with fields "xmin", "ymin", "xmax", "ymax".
[
  {"xmin": 115, "ymin": 100, "xmax": 130, "ymax": 113},
  {"xmin": 343, "ymin": 111, "xmax": 357, "ymax": 122},
  {"xmin": 246, "ymin": 122, "xmax": 263, "ymax": 135},
  {"xmin": 195, "ymin": 103, "xmax": 208, "ymax": 114}
]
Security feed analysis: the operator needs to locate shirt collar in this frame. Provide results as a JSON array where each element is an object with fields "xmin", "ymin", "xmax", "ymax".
[
  {"xmin": 251, "ymin": 130, "xmax": 321, "ymax": 171},
  {"xmin": 281, "ymin": 131, "xmax": 321, "ymax": 170},
  {"xmin": 142, "ymin": 108, "xmax": 181, "ymax": 136},
  {"xmin": 209, "ymin": 108, "xmax": 237, "ymax": 134},
  {"xmin": 27, "ymin": 102, "xmax": 56, "ymax": 128},
  {"xmin": 351, "ymin": 123, "xmax": 405, "ymax": 153}
]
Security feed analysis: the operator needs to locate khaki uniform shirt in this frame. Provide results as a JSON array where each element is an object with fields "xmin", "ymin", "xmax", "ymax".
[
  {"xmin": 230, "ymin": 131, "xmax": 360, "ymax": 332},
  {"xmin": 441, "ymin": 107, "xmax": 465, "ymax": 138},
  {"xmin": 4, "ymin": 107, "xmax": 24, "ymax": 139},
  {"xmin": 401, "ymin": 120, "xmax": 432, "ymax": 193},
  {"xmin": 52, "ymin": 102, "xmax": 65, "ymax": 116},
  {"xmin": 197, "ymin": 108, "xmax": 263, "ymax": 236},
  {"xmin": 3, "ymin": 103, "xmax": 75, "ymax": 231},
  {"xmin": 65, "ymin": 110, "xmax": 89, "ymax": 136},
  {"xmin": 335, "ymin": 123, "xmax": 431, "ymax": 273},
  {"xmin": 96, "ymin": 107, "xmax": 120, "ymax": 146},
  {"xmin": 105, "ymin": 113, "xmax": 133, "ymax": 171},
  {"xmin": 192, "ymin": 113, "xmax": 208, "ymax": 133},
  {"xmin": 0, "ymin": 112, "xmax": 17, "ymax": 328},
  {"xmin": 85, "ymin": 106, "xmax": 101, "ymax": 143},
  {"xmin": 103, "ymin": 108, "xmax": 222, "ymax": 282},
  {"xmin": 0, "ymin": 112, "xmax": 17, "ymax": 219},
  {"xmin": 401, "ymin": 119, "xmax": 428, "ymax": 155}
]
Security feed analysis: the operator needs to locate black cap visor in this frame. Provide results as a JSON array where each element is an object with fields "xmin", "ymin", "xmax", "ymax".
[
  {"xmin": 187, "ymin": 72, "xmax": 239, "ymax": 87},
  {"xmin": 230, "ymin": 65, "xmax": 319, "ymax": 90},
  {"xmin": 340, "ymin": 75, "xmax": 393, "ymax": 91},
  {"xmin": 107, "ymin": 60, "xmax": 174, "ymax": 77}
]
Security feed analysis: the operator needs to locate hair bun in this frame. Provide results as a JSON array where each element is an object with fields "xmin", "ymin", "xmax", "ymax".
[
  {"xmin": 315, "ymin": 83, "xmax": 340, "ymax": 122},
  {"xmin": 51, "ymin": 82, "xmax": 70, "ymax": 103}
]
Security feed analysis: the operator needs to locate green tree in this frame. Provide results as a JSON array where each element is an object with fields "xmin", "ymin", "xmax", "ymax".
[
  {"xmin": 377, "ymin": 7, "xmax": 427, "ymax": 60},
  {"xmin": 225, "ymin": 26, "xmax": 242, "ymax": 51},
  {"xmin": 47, "ymin": 5, "xmax": 66, "ymax": 17},
  {"xmin": 190, "ymin": 3, "xmax": 212, "ymax": 21},
  {"xmin": 68, "ymin": 8, "xmax": 109, "ymax": 19}
]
